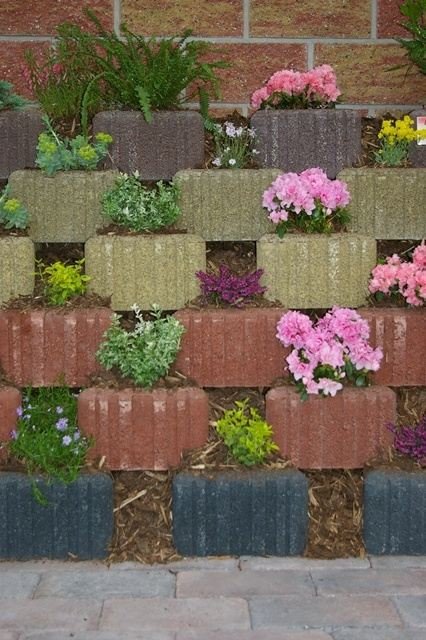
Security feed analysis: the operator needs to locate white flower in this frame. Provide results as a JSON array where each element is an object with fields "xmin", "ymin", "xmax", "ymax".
[
  {"xmin": 252, "ymin": 149, "xmax": 260, "ymax": 155},
  {"xmin": 225, "ymin": 123, "xmax": 237, "ymax": 137},
  {"xmin": 228, "ymin": 158, "xmax": 237, "ymax": 166},
  {"xmin": 235, "ymin": 127, "xmax": 244, "ymax": 137},
  {"xmin": 212, "ymin": 158, "xmax": 222, "ymax": 167}
]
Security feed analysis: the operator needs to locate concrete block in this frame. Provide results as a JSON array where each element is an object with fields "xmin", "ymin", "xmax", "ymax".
[
  {"xmin": 0, "ymin": 109, "xmax": 43, "ymax": 180},
  {"xmin": 0, "ymin": 236, "xmax": 34, "ymax": 305}
]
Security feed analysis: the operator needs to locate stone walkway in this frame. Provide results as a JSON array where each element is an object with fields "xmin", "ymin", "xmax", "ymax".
[{"xmin": 0, "ymin": 556, "xmax": 425, "ymax": 639}]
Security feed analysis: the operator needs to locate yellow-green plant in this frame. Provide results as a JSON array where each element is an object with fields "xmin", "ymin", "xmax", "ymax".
[
  {"xmin": 37, "ymin": 259, "xmax": 90, "ymax": 305},
  {"xmin": 0, "ymin": 186, "xmax": 29, "ymax": 229},
  {"xmin": 375, "ymin": 115, "xmax": 426, "ymax": 166}
]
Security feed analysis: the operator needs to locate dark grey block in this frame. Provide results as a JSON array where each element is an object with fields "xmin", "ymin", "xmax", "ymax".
[
  {"xmin": 173, "ymin": 470, "xmax": 308, "ymax": 556},
  {"xmin": 0, "ymin": 472, "xmax": 113, "ymax": 559},
  {"xmin": 93, "ymin": 110, "xmax": 205, "ymax": 180},
  {"xmin": 408, "ymin": 109, "xmax": 426, "ymax": 168},
  {"xmin": 250, "ymin": 108, "xmax": 362, "ymax": 178},
  {"xmin": 0, "ymin": 109, "xmax": 43, "ymax": 179},
  {"xmin": 364, "ymin": 470, "xmax": 426, "ymax": 555}
]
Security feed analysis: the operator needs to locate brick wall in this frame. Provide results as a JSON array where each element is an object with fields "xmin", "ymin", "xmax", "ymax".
[{"xmin": 1, "ymin": 0, "xmax": 425, "ymax": 115}]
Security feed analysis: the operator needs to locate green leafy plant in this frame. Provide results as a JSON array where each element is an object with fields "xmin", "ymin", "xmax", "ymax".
[
  {"xmin": 211, "ymin": 121, "xmax": 258, "ymax": 169},
  {"xmin": 35, "ymin": 116, "xmax": 112, "ymax": 176},
  {"xmin": 37, "ymin": 259, "xmax": 90, "ymax": 305},
  {"xmin": 396, "ymin": 0, "xmax": 426, "ymax": 74},
  {"xmin": 374, "ymin": 115, "xmax": 426, "ymax": 166},
  {"xmin": 0, "ymin": 80, "xmax": 30, "ymax": 111},
  {"xmin": 102, "ymin": 172, "xmax": 180, "ymax": 232},
  {"xmin": 0, "ymin": 186, "xmax": 29, "ymax": 229},
  {"xmin": 8, "ymin": 388, "xmax": 92, "ymax": 502},
  {"xmin": 97, "ymin": 304, "xmax": 185, "ymax": 387},
  {"xmin": 215, "ymin": 399, "xmax": 279, "ymax": 466}
]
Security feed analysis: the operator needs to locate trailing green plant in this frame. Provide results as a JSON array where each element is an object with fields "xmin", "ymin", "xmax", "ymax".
[
  {"xmin": 35, "ymin": 116, "xmax": 112, "ymax": 176},
  {"xmin": 215, "ymin": 399, "xmax": 279, "ymax": 466},
  {"xmin": 396, "ymin": 0, "xmax": 426, "ymax": 74},
  {"xmin": 8, "ymin": 387, "xmax": 92, "ymax": 503},
  {"xmin": 0, "ymin": 186, "xmax": 29, "ymax": 229},
  {"xmin": 36, "ymin": 259, "xmax": 90, "ymax": 305},
  {"xmin": 0, "ymin": 80, "xmax": 30, "ymax": 111},
  {"xmin": 102, "ymin": 172, "xmax": 180, "ymax": 232},
  {"xmin": 97, "ymin": 304, "xmax": 185, "ymax": 387}
]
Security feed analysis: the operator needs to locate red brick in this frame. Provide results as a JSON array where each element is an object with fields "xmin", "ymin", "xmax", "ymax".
[
  {"xmin": 315, "ymin": 44, "xmax": 426, "ymax": 104},
  {"xmin": 251, "ymin": 0, "xmax": 371, "ymax": 38},
  {"xmin": 78, "ymin": 387, "xmax": 209, "ymax": 470},
  {"xmin": 378, "ymin": 0, "xmax": 406, "ymax": 38},
  {"xmin": 174, "ymin": 308, "xmax": 289, "ymax": 387},
  {"xmin": 0, "ymin": 387, "xmax": 21, "ymax": 444},
  {"xmin": 122, "ymin": 0, "xmax": 243, "ymax": 37},
  {"xmin": 0, "ymin": 1, "xmax": 113, "ymax": 36},
  {"xmin": 0, "ymin": 42, "xmax": 47, "ymax": 98},
  {"xmin": 359, "ymin": 308, "xmax": 426, "ymax": 387},
  {"xmin": 266, "ymin": 386, "xmax": 396, "ymax": 469},
  {"xmin": 0, "ymin": 309, "xmax": 113, "ymax": 387}
]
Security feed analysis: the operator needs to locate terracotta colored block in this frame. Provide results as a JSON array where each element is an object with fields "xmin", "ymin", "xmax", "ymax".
[
  {"xmin": 250, "ymin": 110, "xmax": 361, "ymax": 178},
  {"xmin": 93, "ymin": 111, "xmax": 205, "ymax": 181},
  {"xmin": 377, "ymin": 0, "xmax": 406, "ymax": 38},
  {"xmin": 257, "ymin": 233, "xmax": 376, "ymax": 309},
  {"xmin": 358, "ymin": 308, "xmax": 426, "ymax": 387},
  {"xmin": 0, "ymin": 110, "xmax": 43, "ymax": 180},
  {"xmin": 122, "ymin": 0, "xmax": 243, "ymax": 36},
  {"xmin": 0, "ymin": 308, "xmax": 113, "ymax": 387},
  {"xmin": 339, "ymin": 168, "xmax": 426, "ymax": 239},
  {"xmin": 315, "ymin": 44, "xmax": 426, "ymax": 105},
  {"xmin": 8, "ymin": 169, "xmax": 119, "ymax": 243},
  {"xmin": 173, "ymin": 308, "xmax": 289, "ymax": 387},
  {"xmin": 408, "ymin": 110, "xmax": 426, "ymax": 168},
  {"xmin": 174, "ymin": 169, "xmax": 279, "ymax": 240},
  {"xmin": 85, "ymin": 234, "xmax": 206, "ymax": 310},
  {"xmin": 78, "ymin": 387, "xmax": 209, "ymax": 470},
  {"xmin": 250, "ymin": 0, "xmax": 370, "ymax": 37},
  {"xmin": 266, "ymin": 386, "xmax": 396, "ymax": 469},
  {"xmin": 0, "ymin": 387, "xmax": 21, "ymax": 444},
  {"xmin": 0, "ymin": 0, "xmax": 113, "ymax": 35},
  {"xmin": 0, "ymin": 237, "xmax": 34, "ymax": 305}
]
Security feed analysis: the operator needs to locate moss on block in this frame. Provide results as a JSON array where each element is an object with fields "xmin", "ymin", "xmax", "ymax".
[{"xmin": 0, "ymin": 236, "xmax": 34, "ymax": 305}]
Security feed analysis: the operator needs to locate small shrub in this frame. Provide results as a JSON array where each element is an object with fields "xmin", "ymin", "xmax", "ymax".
[
  {"xmin": 97, "ymin": 304, "xmax": 185, "ymax": 387},
  {"xmin": 37, "ymin": 259, "xmax": 90, "ymax": 305},
  {"xmin": 211, "ymin": 121, "xmax": 258, "ymax": 169},
  {"xmin": 102, "ymin": 173, "xmax": 180, "ymax": 232},
  {"xmin": 374, "ymin": 115, "xmax": 426, "ymax": 166},
  {"xmin": 396, "ymin": 0, "xmax": 426, "ymax": 75},
  {"xmin": 216, "ymin": 399, "xmax": 279, "ymax": 466},
  {"xmin": 0, "ymin": 186, "xmax": 29, "ymax": 230},
  {"xmin": 388, "ymin": 414, "xmax": 426, "ymax": 464},
  {"xmin": 196, "ymin": 265, "xmax": 266, "ymax": 306},
  {"xmin": 0, "ymin": 80, "xmax": 29, "ymax": 111}
]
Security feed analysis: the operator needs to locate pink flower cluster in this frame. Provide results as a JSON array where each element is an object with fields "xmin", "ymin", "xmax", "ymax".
[
  {"xmin": 276, "ymin": 308, "xmax": 383, "ymax": 398},
  {"xmin": 369, "ymin": 244, "xmax": 426, "ymax": 307},
  {"xmin": 251, "ymin": 64, "xmax": 341, "ymax": 110},
  {"xmin": 263, "ymin": 168, "xmax": 350, "ymax": 225}
]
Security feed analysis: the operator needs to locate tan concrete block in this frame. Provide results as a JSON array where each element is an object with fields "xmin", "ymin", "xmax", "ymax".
[{"xmin": 0, "ymin": 236, "xmax": 34, "ymax": 305}]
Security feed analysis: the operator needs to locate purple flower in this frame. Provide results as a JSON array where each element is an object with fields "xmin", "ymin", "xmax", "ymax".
[
  {"xmin": 73, "ymin": 430, "xmax": 81, "ymax": 442},
  {"xmin": 196, "ymin": 265, "xmax": 266, "ymax": 306},
  {"xmin": 56, "ymin": 406, "xmax": 64, "ymax": 415},
  {"xmin": 388, "ymin": 416, "xmax": 426, "ymax": 464},
  {"xmin": 16, "ymin": 406, "xmax": 23, "ymax": 418},
  {"xmin": 10, "ymin": 429, "xmax": 17, "ymax": 440},
  {"xmin": 56, "ymin": 417, "xmax": 69, "ymax": 431},
  {"xmin": 62, "ymin": 435, "xmax": 72, "ymax": 446}
]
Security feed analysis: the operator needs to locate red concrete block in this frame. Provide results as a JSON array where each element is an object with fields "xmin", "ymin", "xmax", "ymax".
[
  {"xmin": 266, "ymin": 386, "xmax": 396, "ymax": 469},
  {"xmin": 0, "ymin": 387, "xmax": 21, "ymax": 443},
  {"xmin": 359, "ymin": 308, "xmax": 426, "ymax": 387},
  {"xmin": 78, "ymin": 387, "xmax": 209, "ymax": 470},
  {"xmin": 173, "ymin": 308, "xmax": 290, "ymax": 387},
  {"xmin": 0, "ymin": 309, "xmax": 113, "ymax": 387}
]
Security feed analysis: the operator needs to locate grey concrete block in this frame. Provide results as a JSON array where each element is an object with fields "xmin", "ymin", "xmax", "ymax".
[
  {"xmin": 394, "ymin": 595, "xmax": 426, "ymax": 627},
  {"xmin": 85, "ymin": 234, "xmax": 206, "ymax": 310},
  {"xmin": 0, "ymin": 109, "xmax": 43, "ymax": 180},
  {"xmin": 312, "ymin": 569, "xmax": 426, "ymax": 596},
  {"xmin": 251, "ymin": 109, "xmax": 361, "ymax": 178},
  {"xmin": 174, "ymin": 169, "xmax": 278, "ymax": 240},
  {"xmin": 172, "ymin": 470, "xmax": 308, "ymax": 556},
  {"xmin": 364, "ymin": 471, "xmax": 426, "ymax": 555},
  {"xmin": 8, "ymin": 169, "xmax": 118, "ymax": 243},
  {"xmin": 0, "ymin": 473, "xmax": 113, "ymax": 560},
  {"xmin": 0, "ymin": 599, "xmax": 101, "ymax": 632},
  {"xmin": 93, "ymin": 110, "xmax": 205, "ymax": 181},
  {"xmin": 257, "ymin": 233, "xmax": 376, "ymax": 308},
  {"xmin": 333, "ymin": 629, "xmax": 426, "ymax": 640},
  {"xmin": 0, "ymin": 571, "xmax": 40, "ymax": 598},
  {"xmin": 340, "ymin": 168, "xmax": 426, "ymax": 239},
  {"xmin": 0, "ymin": 237, "xmax": 34, "ymax": 305}
]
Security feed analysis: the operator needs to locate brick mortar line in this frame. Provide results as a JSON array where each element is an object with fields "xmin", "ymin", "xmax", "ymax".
[
  {"xmin": 243, "ymin": 0, "xmax": 250, "ymax": 39},
  {"xmin": 113, "ymin": 0, "xmax": 121, "ymax": 35},
  {"xmin": 371, "ymin": 0, "xmax": 378, "ymax": 39}
]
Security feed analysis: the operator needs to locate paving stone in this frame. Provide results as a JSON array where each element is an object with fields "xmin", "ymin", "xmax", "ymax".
[
  {"xmin": 35, "ymin": 570, "xmax": 175, "ymax": 599},
  {"xmin": 0, "ymin": 560, "xmax": 107, "ymax": 572},
  {"xmin": 0, "ymin": 572, "xmax": 39, "ymax": 598},
  {"xmin": 177, "ymin": 570, "xmax": 314, "ymax": 598},
  {"xmin": 107, "ymin": 558, "xmax": 239, "ymax": 572},
  {"xmin": 249, "ymin": 595, "xmax": 402, "ymax": 629},
  {"xmin": 371, "ymin": 557, "xmax": 426, "ymax": 569},
  {"xmin": 177, "ymin": 632, "xmax": 333, "ymax": 640},
  {"xmin": 100, "ymin": 597, "xmax": 250, "ymax": 631},
  {"xmin": 24, "ymin": 633, "xmax": 174, "ymax": 640},
  {"xmin": 0, "ymin": 633, "xmax": 20, "ymax": 640},
  {"xmin": 393, "ymin": 596, "xmax": 426, "ymax": 627},
  {"xmin": 0, "ymin": 599, "xmax": 101, "ymax": 631},
  {"xmin": 332, "ymin": 629, "xmax": 426, "ymax": 640},
  {"xmin": 240, "ymin": 557, "xmax": 371, "ymax": 571},
  {"xmin": 313, "ymin": 569, "xmax": 426, "ymax": 596}
]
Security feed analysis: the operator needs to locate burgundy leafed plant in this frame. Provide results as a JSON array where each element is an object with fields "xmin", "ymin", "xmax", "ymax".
[
  {"xmin": 388, "ymin": 414, "xmax": 426, "ymax": 464},
  {"xmin": 196, "ymin": 265, "xmax": 266, "ymax": 306}
]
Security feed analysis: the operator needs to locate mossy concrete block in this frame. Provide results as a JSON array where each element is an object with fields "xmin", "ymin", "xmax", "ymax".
[
  {"xmin": 0, "ymin": 237, "xmax": 34, "ymax": 305},
  {"xmin": 257, "ymin": 233, "xmax": 376, "ymax": 308},
  {"xmin": 339, "ymin": 168, "xmax": 426, "ymax": 239},
  {"xmin": 174, "ymin": 169, "xmax": 279, "ymax": 240},
  {"xmin": 0, "ymin": 109, "xmax": 43, "ymax": 180},
  {"xmin": 85, "ymin": 234, "xmax": 206, "ymax": 310},
  {"xmin": 8, "ymin": 169, "xmax": 118, "ymax": 243}
]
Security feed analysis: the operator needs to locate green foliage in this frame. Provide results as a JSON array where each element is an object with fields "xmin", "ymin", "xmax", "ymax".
[
  {"xmin": 0, "ymin": 80, "xmax": 30, "ymax": 111},
  {"xmin": 97, "ymin": 304, "xmax": 185, "ymax": 387},
  {"xmin": 0, "ymin": 186, "xmax": 29, "ymax": 230},
  {"xmin": 396, "ymin": 0, "xmax": 426, "ymax": 74},
  {"xmin": 35, "ymin": 116, "xmax": 112, "ymax": 176},
  {"xmin": 37, "ymin": 259, "xmax": 90, "ymax": 305},
  {"xmin": 211, "ymin": 121, "xmax": 258, "ymax": 169},
  {"xmin": 102, "ymin": 173, "xmax": 181, "ymax": 232},
  {"xmin": 8, "ymin": 388, "xmax": 92, "ymax": 492},
  {"xmin": 216, "ymin": 399, "xmax": 279, "ymax": 466}
]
